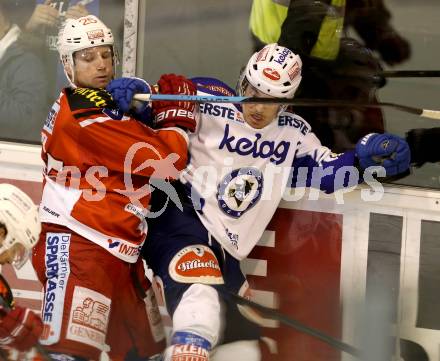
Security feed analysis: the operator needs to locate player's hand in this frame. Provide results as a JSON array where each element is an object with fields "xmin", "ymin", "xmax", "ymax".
[
  {"xmin": 65, "ymin": 4, "xmax": 89, "ymax": 19},
  {"xmin": 355, "ymin": 133, "xmax": 411, "ymax": 176},
  {"xmin": 0, "ymin": 306, "xmax": 43, "ymax": 352},
  {"xmin": 25, "ymin": 0, "xmax": 59, "ymax": 31},
  {"xmin": 377, "ymin": 31, "xmax": 411, "ymax": 66},
  {"xmin": 106, "ymin": 77, "xmax": 152, "ymax": 123},
  {"xmin": 152, "ymin": 74, "xmax": 197, "ymax": 132},
  {"xmin": 406, "ymin": 127, "xmax": 440, "ymax": 167}
]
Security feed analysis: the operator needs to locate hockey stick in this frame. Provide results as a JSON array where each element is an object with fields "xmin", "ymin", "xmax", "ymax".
[
  {"xmin": 222, "ymin": 289, "xmax": 362, "ymax": 358},
  {"xmin": 0, "ymin": 275, "xmax": 52, "ymax": 361},
  {"xmin": 381, "ymin": 70, "xmax": 440, "ymax": 78},
  {"xmin": 328, "ymin": 70, "xmax": 440, "ymax": 79},
  {"xmin": 132, "ymin": 94, "xmax": 440, "ymax": 120}
]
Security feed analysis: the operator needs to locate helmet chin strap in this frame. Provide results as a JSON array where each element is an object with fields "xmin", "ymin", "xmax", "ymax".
[
  {"xmin": 65, "ymin": 70, "xmax": 77, "ymax": 89},
  {"xmin": 62, "ymin": 54, "xmax": 77, "ymax": 88}
]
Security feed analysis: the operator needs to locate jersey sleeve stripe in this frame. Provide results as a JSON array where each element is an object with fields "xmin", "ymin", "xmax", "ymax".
[{"xmin": 79, "ymin": 116, "xmax": 114, "ymax": 127}]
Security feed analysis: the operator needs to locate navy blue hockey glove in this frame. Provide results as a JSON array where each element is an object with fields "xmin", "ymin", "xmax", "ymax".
[
  {"xmin": 355, "ymin": 133, "xmax": 411, "ymax": 176},
  {"xmin": 106, "ymin": 77, "xmax": 152, "ymax": 124}
]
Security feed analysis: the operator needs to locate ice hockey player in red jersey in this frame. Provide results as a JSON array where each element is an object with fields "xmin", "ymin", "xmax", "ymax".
[
  {"xmin": 31, "ymin": 15, "xmax": 196, "ymax": 361},
  {"xmin": 0, "ymin": 184, "xmax": 43, "ymax": 357}
]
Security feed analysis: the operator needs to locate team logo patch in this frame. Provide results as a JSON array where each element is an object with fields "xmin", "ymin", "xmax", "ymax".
[
  {"xmin": 106, "ymin": 238, "xmax": 141, "ymax": 259},
  {"xmin": 273, "ymin": 47, "xmax": 292, "ymax": 65},
  {"xmin": 381, "ymin": 140, "xmax": 390, "ymax": 150},
  {"xmin": 87, "ymin": 29, "xmax": 104, "ymax": 40},
  {"xmin": 217, "ymin": 167, "xmax": 263, "ymax": 218},
  {"xmin": 171, "ymin": 344, "xmax": 209, "ymax": 361},
  {"xmin": 66, "ymin": 286, "xmax": 111, "ymax": 350},
  {"xmin": 256, "ymin": 47, "xmax": 269, "ymax": 62},
  {"xmin": 40, "ymin": 233, "xmax": 71, "ymax": 345},
  {"xmin": 225, "ymin": 228, "xmax": 239, "ymax": 250},
  {"xmin": 169, "ymin": 245, "xmax": 224, "ymax": 285},
  {"xmin": 43, "ymin": 102, "xmax": 60, "ymax": 134},
  {"xmin": 66, "ymin": 87, "xmax": 116, "ymax": 111},
  {"xmin": 199, "ymin": 84, "xmax": 234, "ymax": 96},
  {"xmin": 107, "ymin": 239, "xmax": 120, "ymax": 249},
  {"xmin": 103, "ymin": 107, "xmax": 124, "ymax": 120},
  {"xmin": 287, "ymin": 62, "xmax": 301, "ymax": 81},
  {"xmin": 263, "ymin": 68, "xmax": 281, "ymax": 81}
]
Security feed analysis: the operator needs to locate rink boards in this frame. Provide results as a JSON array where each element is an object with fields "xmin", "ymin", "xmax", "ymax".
[{"xmin": 1, "ymin": 141, "xmax": 440, "ymax": 361}]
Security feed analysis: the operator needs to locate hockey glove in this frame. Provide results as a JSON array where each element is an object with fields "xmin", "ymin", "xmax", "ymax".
[
  {"xmin": 0, "ymin": 305, "xmax": 43, "ymax": 352},
  {"xmin": 152, "ymin": 74, "xmax": 197, "ymax": 132},
  {"xmin": 355, "ymin": 133, "xmax": 411, "ymax": 176},
  {"xmin": 106, "ymin": 77, "xmax": 152, "ymax": 124}
]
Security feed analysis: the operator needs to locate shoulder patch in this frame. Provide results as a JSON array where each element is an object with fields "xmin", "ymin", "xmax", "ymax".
[
  {"xmin": 102, "ymin": 107, "xmax": 124, "ymax": 120},
  {"xmin": 191, "ymin": 77, "xmax": 235, "ymax": 96},
  {"xmin": 169, "ymin": 245, "xmax": 224, "ymax": 285},
  {"xmin": 278, "ymin": 111, "xmax": 311, "ymax": 135},
  {"xmin": 65, "ymin": 87, "xmax": 117, "ymax": 111},
  {"xmin": 43, "ymin": 101, "xmax": 60, "ymax": 134}
]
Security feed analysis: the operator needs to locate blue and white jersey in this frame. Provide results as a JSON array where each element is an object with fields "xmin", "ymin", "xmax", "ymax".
[{"xmin": 181, "ymin": 78, "xmax": 357, "ymax": 260}]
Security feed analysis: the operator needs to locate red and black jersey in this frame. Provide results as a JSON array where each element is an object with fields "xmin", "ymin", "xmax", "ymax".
[{"xmin": 40, "ymin": 87, "xmax": 189, "ymax": 262}]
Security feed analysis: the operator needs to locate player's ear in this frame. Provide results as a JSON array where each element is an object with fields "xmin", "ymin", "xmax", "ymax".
[
  {"xmin": 0, "ymin": 222, "xmax": 6, "ymax": 240},
  {"xmin": 65, "ymin": 63, "xmax": 73, "ymax": 79}
]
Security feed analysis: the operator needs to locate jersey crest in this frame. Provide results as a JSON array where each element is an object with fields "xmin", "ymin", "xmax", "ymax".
[{"xmin": 217, "ymin": 167, "xmax": 263, "ymax": 218}]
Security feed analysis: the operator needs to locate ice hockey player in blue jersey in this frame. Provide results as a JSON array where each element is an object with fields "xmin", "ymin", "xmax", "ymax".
[{"xmin": 109, "ymin": 43, "xmax": 411, "ymax": 361}]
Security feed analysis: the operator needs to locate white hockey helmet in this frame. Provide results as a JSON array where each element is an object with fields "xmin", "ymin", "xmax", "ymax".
[
  {"xmin": 0, "ymin": 184, "xmax": 40, "ymax": 269},
  {"xmin": 238, "ymin": 43, "xmax": 302, "ymax": 98},
  {"xmin": 58, "ymin": 15, "xmax": 117, "ymax": 86}
]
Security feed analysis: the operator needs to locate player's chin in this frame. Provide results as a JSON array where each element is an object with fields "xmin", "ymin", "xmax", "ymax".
[
  {"xmin": 93, "ymin": 76, "xmax": 112, "ymax": 88},
  {"xmin": 246, "ymin": 116, "xmax": 268, "ymax": 129}
]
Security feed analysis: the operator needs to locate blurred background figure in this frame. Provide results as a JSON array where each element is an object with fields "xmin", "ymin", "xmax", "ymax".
[
  {"xmin": 22, "ymin": 0, "xmax": 92, "ymax": 102},
  {"xmin": 249, "ymin": 0, "xmax": 411, "ymax": 152},
  {"xmin": 406, "ymin": 127, "xmax": 440, "ymax": 167},
  {"xmin": 19, "ymin": 1, "xmax": 124, "ymax": 111},
  {"xmin": 0, "ymin": 0, "xmax": 48, "ymax": 143}
]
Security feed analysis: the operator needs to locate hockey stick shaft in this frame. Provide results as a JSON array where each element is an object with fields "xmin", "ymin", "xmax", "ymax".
[
  {"xmin": 222, "ymin": 290, "xmax": 361, "ymax": 358},
  {"xmin": 132, "ymin": 94, "xmax": 440, "ymax": 120},
  {"xmin": 332, "ymin": 70, "xmax": 440, "ymax": 78},
  {"xmin": 380, "ymin": 70, "xmax": 440, "ymax": 78}
]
